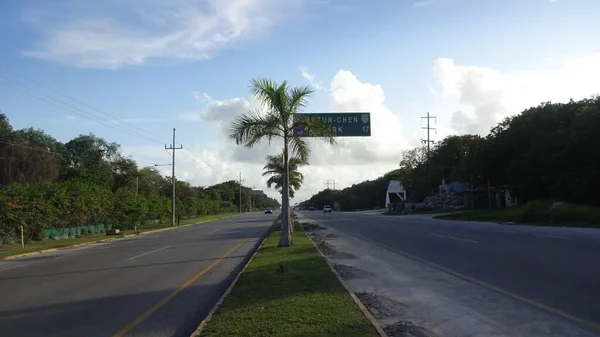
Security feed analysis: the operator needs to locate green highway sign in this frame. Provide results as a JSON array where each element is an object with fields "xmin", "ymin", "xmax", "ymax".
[{"xmin": 293, "ymin": 112, "xmax": 371, "ymax": 137}]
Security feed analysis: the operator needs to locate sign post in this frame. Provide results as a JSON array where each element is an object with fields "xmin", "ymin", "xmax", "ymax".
[{"xmin": 293, "ymin": 112, "xmax": 371, "ymax": 137}]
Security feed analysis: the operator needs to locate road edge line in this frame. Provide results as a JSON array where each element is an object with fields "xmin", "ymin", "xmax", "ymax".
[
  {"xmin": 300, "ymin": 216, "xmax": 388, "ymax": 337},
  {"xmin": 189, "ymin": 215, "xmax": 280, "ymax": 337},
  {"xmin": 2, "ymin": 214, "xmax": 240, "ymax": 260},
  {"xmin": 332, "ymin": 226, "xmax": 600, "ymax": 334}
]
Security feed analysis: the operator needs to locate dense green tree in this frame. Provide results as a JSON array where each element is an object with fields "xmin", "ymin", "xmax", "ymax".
[
  {"xmin": 0, "ymin": 114, "xmax": 281, "ymax": 243},
  {"xmin": 306, "ymin": 96, "xmax": 600, "ymax": 210}
]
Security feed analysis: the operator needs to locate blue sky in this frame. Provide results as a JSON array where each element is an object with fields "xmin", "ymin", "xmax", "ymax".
[{"xmin": 1, "ymin": 0, "xmax": 599, "ymax": 200}]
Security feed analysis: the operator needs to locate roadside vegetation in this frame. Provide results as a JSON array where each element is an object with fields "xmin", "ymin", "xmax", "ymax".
[
  {"xmin": 435, "ymin": 200, "xmax": 600, "ymax": 227},
  {"xmin": 0, "ymin": 213, "xmax": 238, "ymax": 259},
  {"xmin": 0, "ymin": 113, "xmax": 280, "ymax": 248},
  {"xmin": 196, "ymin": 220, "xmax": 379, "ymax": 337},
  {"xmin": 304, "ymin": 96, "xmax": 600, "ymax": 215}
]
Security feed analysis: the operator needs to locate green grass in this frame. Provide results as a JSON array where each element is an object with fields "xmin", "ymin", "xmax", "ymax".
[
  {"xmin": 435, "ymin": 200, "xmax": 600, "ymax": 227},
  {"xmin": 0, "ymin": 213, "xmax": 239, "ymax": 259},
  {"xmin": 0, "ymin": 232, "xmax": 114, "ymax": 259},
  {"xmin": 198, "ymin": 222, "xmax": 379, "ymax": 337}
]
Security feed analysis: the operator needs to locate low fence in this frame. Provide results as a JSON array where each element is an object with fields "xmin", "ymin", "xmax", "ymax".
[{"xmin": 0, "ymin": 214, "xmax": 223, "ymax": 244}]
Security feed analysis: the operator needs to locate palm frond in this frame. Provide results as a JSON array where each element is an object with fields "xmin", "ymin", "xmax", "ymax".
[
  {"xmin": 292, "ymin": 117, "xmax": 337, "ymax": 145},
  {"xmin": 289, "ymin": 137, "xmax": 310, "ymax": 163},
  {"xmin": 287, "ymin": 86, "xmax": 315, "ymax": 113},
  {"xmin": 229, "ymin": 110, "xmax": 283, "ymax": 147}
]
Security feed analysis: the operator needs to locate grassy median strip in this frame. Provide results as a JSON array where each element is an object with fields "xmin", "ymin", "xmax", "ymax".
[
  {"xmin": 198, "ymin": 222, "xmax": 379, "ymax": 337},
  {"xmin": 0, "ymin": 213, "xmax": 238, "ymax": 259}
]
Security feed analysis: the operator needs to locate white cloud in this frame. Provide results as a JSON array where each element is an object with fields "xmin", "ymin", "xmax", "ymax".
[
  {"xmin": 124, "ymin": 69, "xmax": 410, "ymax": 201},
  {"xmin": 299, "ymin": 67, "xmax": 324, "ymax": 90},
  {"xmin": 125, "ymin": 51, "xmax": 600, "ymax": 201},
  {"xmin": 22, "ymin": 0, "xmax": 311, "ymax": 69},
  {"xmin": 432, "ymin": 51, "xmax": 600, "ymax": 135}
]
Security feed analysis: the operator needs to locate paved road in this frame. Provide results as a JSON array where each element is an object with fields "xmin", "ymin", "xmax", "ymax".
[
  {"xmin": 300, "ymin": 210, "xmax": 600, "ymax": 334},
  {"xmin": 0, "ymin": 212, "xmax": 275, "ymax": 337}
]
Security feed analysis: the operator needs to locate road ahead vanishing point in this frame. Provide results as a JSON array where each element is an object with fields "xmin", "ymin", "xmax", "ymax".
[{"xmin": 0, "ymin": 212, "xmax": 274, "ymax": 337}]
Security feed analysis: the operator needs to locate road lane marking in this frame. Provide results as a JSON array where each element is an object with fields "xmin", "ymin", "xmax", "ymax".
[
  {"xmin": 535, "ymin": 234, "xmax": 572, "ymax": 240},
  {"xmin": 0, "ymin": 263, "xmax": 29, "ymax": 272},
  {"xmin": 112, "ymin": 239, "xmax": 248, "ymax": 337},
  {"xmin": 333, "ymin": 227, "xmax": 600, "ymax": 333},
  {"xmin": 127, "ymin": 246, "xmax": 170, "ymax": 260},
  {"xmin": 429, "ymin": 232, "xmax": 478, "ymax": 243}
]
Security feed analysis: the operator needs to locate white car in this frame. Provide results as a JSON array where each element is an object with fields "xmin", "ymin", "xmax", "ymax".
[{"xmin": 323, "ymin": 205, "xmax": 332, "ymax": 213}]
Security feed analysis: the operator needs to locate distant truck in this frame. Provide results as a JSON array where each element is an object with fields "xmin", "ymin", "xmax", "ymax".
[{"xmin": 323, "ymin": 205, "xmax": 332, "ymax": 213}]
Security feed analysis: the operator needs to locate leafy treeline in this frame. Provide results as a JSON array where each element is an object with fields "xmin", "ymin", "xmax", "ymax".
[
  {"xmin": 0, "ymin": 113, "xmax": 279, "ymax": 242},
  {"xmin": 305, "ymin": 96, "xmax": 600, "ymax": 210}
]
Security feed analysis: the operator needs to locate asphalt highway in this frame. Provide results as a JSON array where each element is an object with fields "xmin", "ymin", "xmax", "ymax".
[
  {"xmin": 0, "ymin": 212, "xmax": 275, "ymax": 337},
  {"xmin": 300, "ymin": 210, "xmax": 600, "ymax": 334}
]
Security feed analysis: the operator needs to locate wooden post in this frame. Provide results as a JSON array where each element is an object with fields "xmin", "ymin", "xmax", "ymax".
[{"xmin": 20, "ymin": 225, "xmax": 24, "ymax": 248}]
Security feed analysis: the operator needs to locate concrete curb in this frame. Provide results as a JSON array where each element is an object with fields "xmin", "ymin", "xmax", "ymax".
[
  {"xmin": 301, "ymin": 219, "xmax": 388, "ymax": 337},
  {"xmin": 2, "ymin": 214, "xmax": 240, "ymax": 261},
  {"xmin": 189, "ymin": 214, "xmax": 281, "ymax": 337}
]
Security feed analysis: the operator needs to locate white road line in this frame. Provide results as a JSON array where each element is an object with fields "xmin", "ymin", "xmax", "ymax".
[
  {"xmin": 0, "ymin": 263, "xmax": 29, "ymax": 272},
  {"xmin": 428, "ymin": 232, "xmax": 478, "ymax": 243},
  {"xmin": 534, "ymin": 234, "xmax": 572, "ymax": 240},
  {"xmin": 127, "ymin": 246, "xmax": 170, "ymax": 260}
]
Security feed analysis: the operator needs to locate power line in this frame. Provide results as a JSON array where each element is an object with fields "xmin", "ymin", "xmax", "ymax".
[
  {"xmin": 0, "ymin": 78, "xmax": 167, "ymax": 145},
  {"xmin": 0, "ymin": 65, "xmax": 170, "ymax": 144}
]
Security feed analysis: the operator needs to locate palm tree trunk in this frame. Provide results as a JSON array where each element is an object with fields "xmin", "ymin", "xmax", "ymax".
[{"xmin": 278, "ymin": 137, "xmax": 292, "ymax": 247}]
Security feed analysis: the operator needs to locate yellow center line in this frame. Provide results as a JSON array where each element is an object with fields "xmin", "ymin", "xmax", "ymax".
[
  {"xmin": 335, "ymin": 227, "xmax": 600, "ymax": 333},
  {"xmin": 111, "ymin": 238, "xmax": 249, "ymax": 337}
]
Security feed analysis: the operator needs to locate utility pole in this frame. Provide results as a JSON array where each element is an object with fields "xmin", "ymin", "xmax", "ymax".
[
  {"xmin": 421, "ymin": 112, "xmax": 437, "ymax": 159},
  {"xmin": 132, "ymin": 173, "xmax": 140, "ymax": 234},
  {"xmin": 165, "ymin": 128, "xmax": 182, "ymax": 226},
  {"xmin": 251, "ymin": 184, "xmax": 256, "ymax": 211},
  {"xmin": 326, "ymin": 180, "xmax": 336, "ymax": 190},
  {"xmin": 239, "ymin": 172, "xmax": 243, "ymax": 213},
  {"xmin": 421, "ymin": 112, "xmax": 437, "ymax": 195}
]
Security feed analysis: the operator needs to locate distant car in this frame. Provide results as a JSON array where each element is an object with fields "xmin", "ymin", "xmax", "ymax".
[
  {"xmin": 309, "ymin": 206, "xmax": 315, "ymax": 211},
  {"xmin": 264, "ymin": 208, "xmax": 273, "ymax": 214},
  {"xmin": 323, "ymin": 205, "xmax": 332, "ymax": 213}
]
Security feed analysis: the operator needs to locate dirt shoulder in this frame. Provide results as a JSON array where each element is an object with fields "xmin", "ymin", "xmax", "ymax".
[{"xmin": 298, "ymin": 213, "xmax": 599, "ymax": 337}]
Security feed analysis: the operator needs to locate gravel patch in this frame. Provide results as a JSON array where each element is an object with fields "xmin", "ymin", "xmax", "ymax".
[
  {"xmin": 302, "ymin": 223, "xmax": 326, "ymax": 232},
  {"xmin": 355, "ymin": 293, "xmax": 408, "ymax": 319},
  {"xmin": 384, "ymin": 320, "xmax": 435, "ymax": 337},
  {"xmin": 333, "ymin": 264, "xmax": 375, "ymax": 279},
  {"xmin": 355, "ymin": 293, "xmax": 436, "ymax": 337},
  {"xmin": 317, "ymin": 241, "xmax": 357, "ymax": 260}
]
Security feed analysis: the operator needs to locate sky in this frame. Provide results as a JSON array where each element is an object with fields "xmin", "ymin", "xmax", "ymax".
[{"xmin": 1, "ymin": 0, "xmax": 600, "ymax": 203}]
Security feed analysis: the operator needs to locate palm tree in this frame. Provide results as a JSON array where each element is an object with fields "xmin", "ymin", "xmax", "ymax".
[
  {"xmin": 229, "ymin": 78, "xmax": 335, "ymax": 246},
  {"xmin": 263, "ymin": 153, "xmax": 308, "ymax": 199}
]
